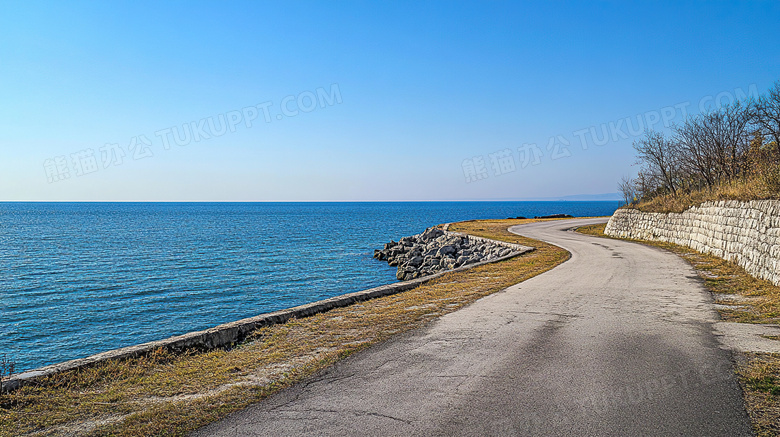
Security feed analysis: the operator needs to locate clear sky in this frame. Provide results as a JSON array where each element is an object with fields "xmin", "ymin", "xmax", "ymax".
[{"xmin": 1, "ymin": 0, "xmax": 779, "ymax": 201}]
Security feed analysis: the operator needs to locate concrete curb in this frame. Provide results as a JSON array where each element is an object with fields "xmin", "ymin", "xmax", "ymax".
[
  {"xmin": 445, "ymin": 230, "xmax": 529, "ymax": 252},
  {"xmin": 2, "ymin": 235, "xmax": 534, "ymax": 393}
]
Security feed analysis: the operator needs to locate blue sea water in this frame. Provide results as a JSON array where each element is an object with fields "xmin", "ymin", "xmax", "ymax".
[{"xmin": 0, "ymin": 201, "xmax": 619, "ymax": 371}]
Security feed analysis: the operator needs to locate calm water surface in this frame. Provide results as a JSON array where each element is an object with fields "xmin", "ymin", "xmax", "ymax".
[{"xmin": 0, "ymin": 201, "xmax": 619, "ymax": 371}]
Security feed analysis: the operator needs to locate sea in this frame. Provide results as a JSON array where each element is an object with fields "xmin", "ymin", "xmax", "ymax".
[{"xmin": 0, "ymin": 201, "xmax": 619, "ymax": 371}]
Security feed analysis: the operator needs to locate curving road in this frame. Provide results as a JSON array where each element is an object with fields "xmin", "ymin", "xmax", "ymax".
[{"xmin": 193, "ymin": 218, "xmax": 752, "ymax": 436}]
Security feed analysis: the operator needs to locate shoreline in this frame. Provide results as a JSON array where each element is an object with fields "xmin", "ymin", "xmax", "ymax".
[
  {"xmin": 2, "ymin": 229, "xmax": 532, "ymax": 393},
  {"xmin": 0, "ymin": 202, "xmax": 618, "ymax": 374},
  {"xmin": 0, "ymin": 218, "xmax": 572, "ymax": 436}
]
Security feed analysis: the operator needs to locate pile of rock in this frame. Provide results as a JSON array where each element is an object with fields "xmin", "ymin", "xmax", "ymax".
[
  {"xmin": 373, "ymin": 227, "xmax": 516, "ymax": 281},
  {"xmin": 534, "ymin": 214, "xmax": 573, "ymax": 219}
]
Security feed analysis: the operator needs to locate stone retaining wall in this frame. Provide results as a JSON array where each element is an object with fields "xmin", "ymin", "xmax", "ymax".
[{"xmin": 605, "ymin": 200, "xmax": 780, "ymax": 285}]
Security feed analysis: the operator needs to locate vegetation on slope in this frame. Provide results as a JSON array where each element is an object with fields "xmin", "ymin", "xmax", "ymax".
[
  {"xmin": 607, "ymin": 79, "xmax": 780, "ymax": 433},
  {"xmin": 621, "ymin": 81, "xmax": 780, "ymax": 213}
]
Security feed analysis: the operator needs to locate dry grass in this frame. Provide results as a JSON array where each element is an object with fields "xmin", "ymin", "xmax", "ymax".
[
  {"xmin": 738, "ymin": 354, "xmax": 780, "ymax": 436},
  {"xmin": 575, "ymin": 221, "xmax": 780, "ymax": 436},
  {"xmin": 631, "ymin": 176, "xmax": 780, "ymax": 213},
  {"xmin": 0, "ymin": 219, "xmax": 568, "ymax": 437},
  {"xmin": 574, "ymin": 222, "xmax": 607, "ymax": 238}
]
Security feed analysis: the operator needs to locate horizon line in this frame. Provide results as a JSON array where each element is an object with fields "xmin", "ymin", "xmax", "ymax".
[{"xmin": 0, "ymin": 199, "xmax": 624, "ymax": 203}]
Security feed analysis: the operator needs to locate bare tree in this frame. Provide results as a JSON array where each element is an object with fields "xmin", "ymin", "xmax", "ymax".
[
  {"xmin": 704, "ymin": 102, "xmax": 751, "ymax": 181},
  {"xmin": 618, "ymin": 175, "xmax": 636, "ymax": 205},
  {"xmin": 750, "ymin": 80, "xmax": 780, "ymax": 157},
  {"xmin": 676, "ymin": 102, "xmax": 751, "ymax": 187},
  {"xmin": 634, "ymin": 168, "xmax": 658, "ymax": 199},
  {"xmin": 633, "ymin": 130, "xmax": 680, "ymax": 195},
  {"xmin": 676, "ymin": 115, "xmax": 720, "ymax": 188},
  {"xmin": 624, "ymin": 80, "xmax": 780, "ymax": 204}
]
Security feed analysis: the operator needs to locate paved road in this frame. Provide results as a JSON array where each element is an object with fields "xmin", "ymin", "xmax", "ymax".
[{"xmin": 193, "ymin": 218, "xmax": 752, "ymax": 436}]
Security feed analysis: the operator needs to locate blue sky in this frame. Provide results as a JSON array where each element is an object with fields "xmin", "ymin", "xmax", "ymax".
[{"xmin": 1, "ymin": 1, "xmax": 778, "ymax": 201}]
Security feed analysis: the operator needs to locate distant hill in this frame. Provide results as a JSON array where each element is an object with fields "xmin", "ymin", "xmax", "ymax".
[
  {"xmin": 551, "ymin": 193, "xmax": 623, "ymax": 201},
  {"xmin": 520, "ymin": 193, "xmax": 623, "ymax": 201},
  {"xmin": 452, "ymin": 193, "xmax": 624, "ymax": 202}
]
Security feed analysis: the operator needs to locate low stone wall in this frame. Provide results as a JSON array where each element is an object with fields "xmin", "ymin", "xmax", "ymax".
[
  {"xmin": 1, "ymin": 232, "xmax": 533, "ymax": 393},
  {"xmin": 605, "ymin": 200, "xmax": 780, "ymax": 285}
]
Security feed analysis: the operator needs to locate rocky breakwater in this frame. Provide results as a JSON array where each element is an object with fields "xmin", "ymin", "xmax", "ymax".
[{"xmin": 374, "ymin": 227, "xmax": 524, "ymax": 281}]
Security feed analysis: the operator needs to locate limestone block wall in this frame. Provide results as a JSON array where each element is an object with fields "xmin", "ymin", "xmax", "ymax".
[{"xmin": 605, "ymin": 200, "xmax": 780, "ymax": 285}]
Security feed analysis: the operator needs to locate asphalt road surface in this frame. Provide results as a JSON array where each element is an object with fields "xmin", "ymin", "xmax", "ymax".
[{"xmin": 193, "ymin": 218, "xmax": 752, "ymax": 436}]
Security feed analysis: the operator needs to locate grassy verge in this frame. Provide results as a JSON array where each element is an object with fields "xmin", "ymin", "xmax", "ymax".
[
  {"xmin": 575, "ymin": 222, "xmax": 780, "ymax": 437},
  {"xmin": 0, "ymin": 218, "xmax": 568, "ymax": 437},
  {"xmin": 575, "ymin": 223, "xmax": 608, "ymax": 238}
]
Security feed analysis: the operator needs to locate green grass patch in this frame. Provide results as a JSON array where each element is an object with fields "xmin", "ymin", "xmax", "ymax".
[{"xmin": 747, "ymin": 376, "xmax": 780, "ymax": 397}]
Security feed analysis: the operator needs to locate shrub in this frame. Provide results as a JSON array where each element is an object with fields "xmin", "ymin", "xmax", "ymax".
[{"xmin": 0, "ymin": 354, "xmax": 16, "ymax": 395}]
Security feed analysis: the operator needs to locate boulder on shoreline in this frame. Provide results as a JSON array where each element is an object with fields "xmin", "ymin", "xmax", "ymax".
[{"xmin": 373, "ymin": 227, "xmax": 514, "ymax": 281}]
